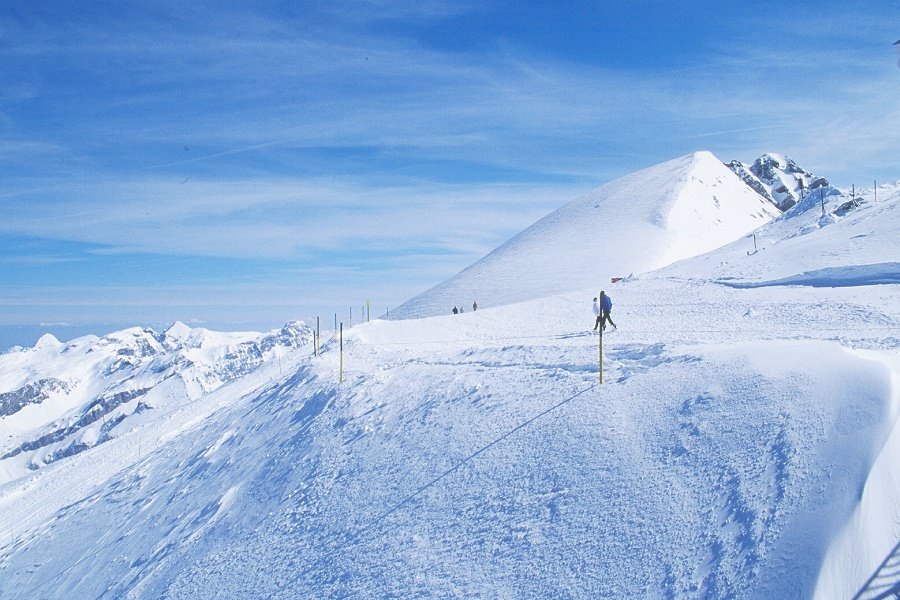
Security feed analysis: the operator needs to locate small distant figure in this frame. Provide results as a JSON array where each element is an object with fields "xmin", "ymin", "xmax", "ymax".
[
  {"xmin": 472, "ymin": 301, "xmax": 478, "ymax": 312},
  {"xmin": 460, "ymin": 306, "xmax": 464, "ymax": 313},
  {"xmin": 452, "ymin": 306, "xmax": 459, "ymax": 315}
]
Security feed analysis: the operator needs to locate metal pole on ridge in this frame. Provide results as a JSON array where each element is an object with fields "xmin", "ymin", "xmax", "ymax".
[{"xmin": 340, "ymin": 322, "xmax": 344, "ymax": 384}]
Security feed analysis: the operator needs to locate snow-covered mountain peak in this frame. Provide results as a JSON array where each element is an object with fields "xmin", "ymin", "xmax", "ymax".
[
  {"xmin": 34, "ymin": 333, "xmax": 61, "ymax": 349},
  {"xmin": 727, "ymin": 153, "xmax": 836, "ymax": 212},
  {"xmin": 161, "ymin": 321, "xmax": 234, "ymax": 350},
  {"xmin": 164, "ymin": 320, "xmax": 193, "ymax": 341},
  {"xmin": 753, "ymin": 152, "xmax": 800, "ymax": 175},
  {"xmin": 390, "ymin": 150, "xmax": 779, "ymax": 319},
  {"xmin": 275, "ymin": 320, "xmax": 312, "ymax": 344},
  {"xmin": 91, "ymin": 326, "xmax": 165, "ymax": 357}
]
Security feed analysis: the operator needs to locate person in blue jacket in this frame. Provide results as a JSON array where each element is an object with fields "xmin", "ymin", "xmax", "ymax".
[{"xmin": 598, "ymin": 290, "xmax": 616, "ymax": 331}]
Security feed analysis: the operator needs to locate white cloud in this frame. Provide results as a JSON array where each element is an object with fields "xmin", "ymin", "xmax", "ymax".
[
  {"xmin": 3, "ymin": 0, "xmax": 898, "ymax": 307},
  {"xmin": 0, "ymin": 175, "xmax": 585, "ymax": 261}
]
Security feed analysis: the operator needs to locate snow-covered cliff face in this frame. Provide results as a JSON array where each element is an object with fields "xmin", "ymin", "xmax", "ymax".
[
  {"xmin": 0, "ymin": 321, "xmax": 312, "ymax": 484},
  {"xmin": 727, "ymin": 153, "xmax": 839, "ymax": 211}
]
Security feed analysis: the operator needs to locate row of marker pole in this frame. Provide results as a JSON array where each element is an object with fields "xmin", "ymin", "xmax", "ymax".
[
  {"xmin": 300, "ymin": 177, "xmax": 888, "ymax": 387},
  {"xmin": 310, "ymin": 304, "xmax": 606, "ymax": 385},
  {"xmin": 309, "ymin": 317, "xmax": 343, "ymax": 383},
  {"xmin": 311, "ymin": 304, "xmax": 381, "ymax": 384}
]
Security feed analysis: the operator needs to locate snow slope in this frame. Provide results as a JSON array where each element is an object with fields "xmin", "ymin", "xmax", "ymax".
[
  {"xmin": 0, "ymin": 321, "xmax": 311, "ymax": 485},
  {"xmin": 656, "ymin": 180, "xmax": 900, "ymax": 286},
  {"xmin": 390, "ymin": 151, "xmax": 779, "ymax": 319},
  {"xmin": 1, "ymin": 281, "xmax": 896, "ymax": 598},
  {"xmin": 0, "ymin": 154, "xmax": 897, "ymax": 599}
]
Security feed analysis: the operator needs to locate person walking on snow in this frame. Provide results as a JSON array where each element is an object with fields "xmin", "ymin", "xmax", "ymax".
[
  {"xmin": 592, "ymin": 297, "xmax": 602, "ymax": 331},
  {"xmin": 599, "ymin": 290, "xmax": 616, "ymax": 331},
  {"xmin": 472, "ymin": 301, "xmax": 478, "ymax": 312}
]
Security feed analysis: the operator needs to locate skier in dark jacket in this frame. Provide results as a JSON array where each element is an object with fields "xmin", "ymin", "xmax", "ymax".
[{"xmin": 452, "ymin": 306, "xmax": 458, "ymax": 315}]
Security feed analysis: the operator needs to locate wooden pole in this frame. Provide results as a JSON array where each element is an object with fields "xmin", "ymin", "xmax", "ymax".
[
  {"xmin": 598, "ymin": 328, "xmax": 603, "ymax": 384},
  {"xmin": 316, "ymin": 316, "xmax": 320, "ymax": 356}
]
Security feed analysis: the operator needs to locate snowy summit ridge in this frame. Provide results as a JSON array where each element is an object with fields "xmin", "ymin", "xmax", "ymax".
[{"xmin": 391, "ymin": 150, "xmax": 779, "ymax": 319}]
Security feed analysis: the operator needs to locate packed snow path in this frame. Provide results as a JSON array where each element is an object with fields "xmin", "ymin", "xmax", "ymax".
[{"xmin": 1, "ymin": 277, "xmax": 898, "ymax": 599}]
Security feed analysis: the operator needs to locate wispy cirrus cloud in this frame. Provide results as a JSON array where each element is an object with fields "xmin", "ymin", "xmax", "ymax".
[
  {"xmin": 2, "ymin": 0, "xmax": 899, "ymax": 348},
  {"xmin": 1, "ymin": 175, "xmax": 585, "ymax": 260},
  {"xmin": 3, "ymin": 1, "xmax": 894, "ymax": 189}
]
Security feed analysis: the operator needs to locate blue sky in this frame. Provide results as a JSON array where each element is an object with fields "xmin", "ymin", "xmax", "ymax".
[{"xmin": 1, "ymin": 0, "xmax": 898, "ymax": 349}]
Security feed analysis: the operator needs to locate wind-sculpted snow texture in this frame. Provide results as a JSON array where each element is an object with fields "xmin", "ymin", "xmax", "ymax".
[{"xmin": 0, "ymin": 154, "xmax": 898, "ymax": 599}]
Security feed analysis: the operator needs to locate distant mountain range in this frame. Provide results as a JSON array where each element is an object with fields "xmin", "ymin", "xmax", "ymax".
[{"xmin": 0, "ymin": 321, "xmax": 311, "ymax": 484}]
